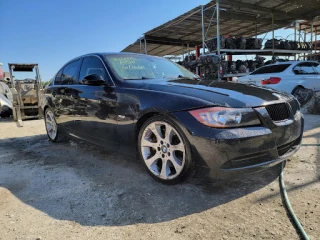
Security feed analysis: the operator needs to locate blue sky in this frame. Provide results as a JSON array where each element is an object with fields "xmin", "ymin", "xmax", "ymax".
[{"xmin": 0, "ymin": 0, "xmax": 307, "ymax": 81}]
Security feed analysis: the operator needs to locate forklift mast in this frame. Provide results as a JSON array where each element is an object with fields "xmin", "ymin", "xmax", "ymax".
[{"xmin": 8, "ymin": 63, "xmax": 42, "ymax": 126}]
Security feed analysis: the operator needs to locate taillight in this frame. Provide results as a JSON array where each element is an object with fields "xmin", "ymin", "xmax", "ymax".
[{"xmin": 261, "ymin": 77, "xmax": 281, "ymax": 84}]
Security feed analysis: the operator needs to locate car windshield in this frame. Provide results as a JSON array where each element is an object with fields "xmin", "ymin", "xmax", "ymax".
[
  {"xmin": 105, "ymin": 54, "xmax": 198, "ymax": 80},
  {"xmin": 250, "ymin": 64, "xmax": 291, "ymax": 75}
]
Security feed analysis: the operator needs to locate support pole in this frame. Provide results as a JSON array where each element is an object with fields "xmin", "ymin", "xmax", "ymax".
[
  {"xmin": 311, "ymin": 19, "xmax": 314, "ymax": 55},
  {"xmin": 299, "ymin": 23, "xmax": 301, "ymax": 42},
  {"xmin": 304, "ymin": 31, "xmax": 307, "ymax": 60},
  {"xmin": 272, "ymin": 13, "xmax": 274, "ymax": 59},
  {"xmin": 201, "ymin": 5, "xmax": 205, "ymax": 55},
  {"xmin": 195, "ymin": 46, "xmax": 200, "ymax": 75},
  {"xmin": 315, "ymin": 27, "xmax": 317, "ymax": 56},
  {"xmin": 315, "ymin": 27, "xmax": 317, "ymax": 45},
  {"xmin": 187, "ymin": 43, "xmax": 190, "ymax": 62},
  {"xmin": 196, "ymin": 46, "xmax": 200, "ymax": 58},
  {"xmin": 144, "ymin": 35, "xmax": 148, "ymax": 54},
  {"xmin": 294, "ymin": 21, "xmax": 297, "ymax": 60},
  {"xmin": 216, "ymin": 0, "xmax": 221, "ymax": 80},
  {"xmin": 182, "ymin": 43, "xmax": 185, "ymax": 61},
  {"xmin": 216, "ymin": 1, "xmax": 220, "ymax": 56},
  {"xmin": 255, "ymin": 21, "xmax": 257, "ymax": 39}
]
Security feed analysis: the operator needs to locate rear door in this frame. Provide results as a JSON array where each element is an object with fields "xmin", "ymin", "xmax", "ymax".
[
  {"xmin": 292, "ymin": 62, "xmax": 320, "ymax": 92},
  {"xmin": 51, "ymin": 59, "xmax": 81, "ymax": 129}
]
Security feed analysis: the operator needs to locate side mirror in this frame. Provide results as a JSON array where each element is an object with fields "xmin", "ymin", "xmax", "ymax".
[{"xmin": 80, "ymin": 74, "xmax": 106, "ymax": 86}]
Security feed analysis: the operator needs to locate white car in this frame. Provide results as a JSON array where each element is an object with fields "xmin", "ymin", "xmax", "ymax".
[{"xmin": 237, "ymin": 61, "xmax": 320, "ymax": 98}]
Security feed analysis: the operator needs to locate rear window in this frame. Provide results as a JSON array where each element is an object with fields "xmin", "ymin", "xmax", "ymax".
[
  {"xmin": 250, "ymin": 64, "xmax": 291, "ymax": 75},
  {"xmin": 293, "ymin": 62, "xmax": 320, "ymax": 74}
]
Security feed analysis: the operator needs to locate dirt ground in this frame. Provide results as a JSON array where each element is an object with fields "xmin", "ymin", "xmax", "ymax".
[{"xmin": 0, "ymin": 114, "xmax": 319, "ymax": 240}]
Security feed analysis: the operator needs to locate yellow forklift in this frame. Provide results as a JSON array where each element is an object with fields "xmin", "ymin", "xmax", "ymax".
[{"xmin": 8, "ymin": 63, "xmax": 42, "ymax": 126}]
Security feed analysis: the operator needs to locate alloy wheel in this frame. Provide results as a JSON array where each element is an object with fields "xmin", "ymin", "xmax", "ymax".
[
  {"xmin": 45, "ymin": 109, "xmax": 57, "ymax": 140},
  {"xmin": 140, "ymin": 121, "xmax": 186, "ymax": 180}
]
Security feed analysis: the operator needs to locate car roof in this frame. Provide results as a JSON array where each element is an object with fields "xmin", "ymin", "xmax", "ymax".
[
  {"xmin": 77, "ymin": 52, "xmax": 153, "ymax": 59},
  {"xmin": 269, "ymin": 60, "xmax": 319, "ymax": 66}
]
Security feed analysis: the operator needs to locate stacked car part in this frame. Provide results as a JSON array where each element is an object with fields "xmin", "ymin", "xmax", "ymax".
[
  {"xmin": 264, "ymin": 39, "xmax": 313, "ymax": 50},
  {"xmin": 207, "ymin": 36, "xmax": 262, "ymax": 51},
  {"xmin": 221, "ymin": 57, "xmax": 266, "ymax": 75},
  {"xmin": 181, "ymin": 55, "xmax": 221, "ymax": 79}
]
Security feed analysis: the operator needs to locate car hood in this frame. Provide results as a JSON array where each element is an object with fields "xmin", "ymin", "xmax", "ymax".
[{"xmin": 121, "ymin": 79, "xmax": 294, "ymax": 108}]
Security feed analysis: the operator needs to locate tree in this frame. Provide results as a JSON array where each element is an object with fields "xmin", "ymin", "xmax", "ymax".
[{"xmin": 41, "ymin": 79, "xmax": 52, "ymax": 88}]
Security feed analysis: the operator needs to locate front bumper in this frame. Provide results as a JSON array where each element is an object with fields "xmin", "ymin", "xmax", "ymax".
[{"xmin": 172, "ymin": 108, "xmax": 304, "ymax": 179}]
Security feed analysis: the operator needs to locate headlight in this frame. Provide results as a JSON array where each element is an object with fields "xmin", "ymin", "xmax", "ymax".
[{"xmin": 189, "ymin": 107, "xmax": 261, "ymax": 128}]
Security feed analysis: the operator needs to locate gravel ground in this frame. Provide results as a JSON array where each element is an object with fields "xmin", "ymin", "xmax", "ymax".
[{"xmin": 0, "ymin": 114, "xmax": 319, "ymax": 240}]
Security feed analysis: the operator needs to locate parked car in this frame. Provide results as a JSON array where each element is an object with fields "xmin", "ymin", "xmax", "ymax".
[
  {"xmin": 42, "ymin": 53, "xmax": 303, "ymax": 184},
  {"xmin": 237, "ymin": 61, "xmax": 320, "ymax": 105}
]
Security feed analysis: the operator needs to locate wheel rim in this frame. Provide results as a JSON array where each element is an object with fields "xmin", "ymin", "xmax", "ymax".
[
  {"xmin": 293, "ymin": 88, "xmax": 313, "ymax": 106},
  {"xmin": 45, "ymin": 110, "xmax": 57, "ymax": 140},
  {"xmin": 140, "ymin": 121, "xmax": 186, "ymax": 180}
]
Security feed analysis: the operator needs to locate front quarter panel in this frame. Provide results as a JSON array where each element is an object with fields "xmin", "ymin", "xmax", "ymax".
[{"xmin": 114, "ymin": 87, "xmax": 214, "ymax": 148}]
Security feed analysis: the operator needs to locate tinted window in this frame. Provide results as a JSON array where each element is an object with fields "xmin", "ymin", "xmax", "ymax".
[
  {"xmin": 251, "ymin": 64, "xmax": 291, "ymax": 75},
  {"xmin": 54, "ymin": 69, "xmax": 63, "ymax": 85},
  {"xmin": 61, "ymin": 59, "xmax": 81, "ymax": 84},
  {"xmin": 79, "ymin": 57, "xmax": 107, "ymax": 81},
  {"xmin": 293, "ymin": 62, "xmax": 320, "ymax": 74}
]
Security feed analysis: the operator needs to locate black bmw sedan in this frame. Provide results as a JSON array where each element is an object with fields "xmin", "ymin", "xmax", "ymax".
[{"xmin": 42, "ymin": 53, "xmax": 303, "ymax": 184}]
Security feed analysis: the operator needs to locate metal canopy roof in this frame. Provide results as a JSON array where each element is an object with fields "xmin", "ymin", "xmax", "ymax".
[
  {"xmin": 294, "ymin": 17, "xmax": 320, "ymax": 35},
  {"xmin": 122, "ymin": 0, "xmax": 320, "ymax": 56}
]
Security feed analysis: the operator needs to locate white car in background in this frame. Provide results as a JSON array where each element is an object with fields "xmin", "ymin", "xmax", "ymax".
[{"xmin": 237, "ymin": 61, "xmax": 320, "ymax": 104}]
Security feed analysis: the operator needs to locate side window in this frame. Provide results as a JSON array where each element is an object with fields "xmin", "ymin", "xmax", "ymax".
[
  {"xmin": 79, "ymin": 57, "xmax": 108, "ymax": 81},
  {"xmin": 61, "ymin": 59, "xmax": 81, "ymax": 85},
  {"xmin": 54, "ymin": 69, "xmax": 63, "ymax": 85},
  {"xmin": 293, "ymin": 62, "xmax": 318, "ymax": 75},
  {"xmin": 311, "ymin": 63, "xmax": 320, "ymax": 74}
]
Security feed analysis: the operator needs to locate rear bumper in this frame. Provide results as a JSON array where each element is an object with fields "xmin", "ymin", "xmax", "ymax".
[{"xmin": 172, "ymin": 109, "xmax": 304, "ymax": 179}]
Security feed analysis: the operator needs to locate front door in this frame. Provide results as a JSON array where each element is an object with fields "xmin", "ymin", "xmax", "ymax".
[{"xmin": 69, "ymin": 56, "xmax": 119, "ymax": 148}]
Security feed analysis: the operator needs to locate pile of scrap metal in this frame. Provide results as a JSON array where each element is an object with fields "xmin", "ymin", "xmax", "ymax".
[
  {"xmin": 221, "ymin": 56, "xmax": 266, "ymax": 75},
  {"xmin": 181, "ymin": 54, "xmax": 221, "ymax": 79},
  {"xmin": 207, "ymin": 36, "xmax": 263, "ymax": 51},
  {"xmin": 294, "ymin": 88, "xmax": 320, "ymax": 115},
  {"xmin": 180, "ymin": 55, "xmax": 267, "ymax": 78},
  {"xmin": 305, "ymin": 91, "xmax": 320, "ymax": 114}
]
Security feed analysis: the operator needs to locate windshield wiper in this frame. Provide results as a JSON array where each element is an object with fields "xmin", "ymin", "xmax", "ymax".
[
  {"xmin": 123, "ymin": 76, "xmax": 156, "ymax": 80},
  {"xmin": 165, "ymin": 75, "xmax": 201, "ymax": 81}
]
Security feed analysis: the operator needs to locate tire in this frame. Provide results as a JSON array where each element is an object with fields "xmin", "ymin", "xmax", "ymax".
[
  {"xmin": 307, "ymin": 95, "xmax": 320, "ymax": 114},
  {"xmin": 292, "ymin": 87, "xmax": 315, "ymax": 107},
  {"xmin": 44, "ymin": 108, "xmax": 65, "ymax": 142},
  {"xmin": 138, "ymin": 115, "xmax": 195, "ymax": 184}
]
